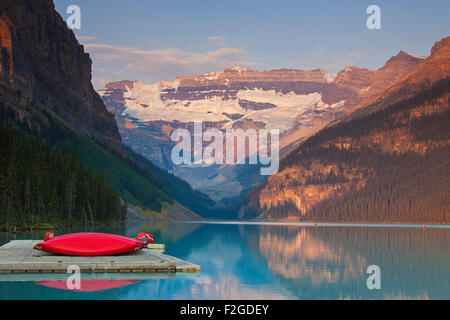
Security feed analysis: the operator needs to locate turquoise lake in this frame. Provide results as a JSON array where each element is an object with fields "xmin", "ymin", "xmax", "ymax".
[{"xmin": 0, "ymin": 221, "xmax": 449, "ymax": 300}]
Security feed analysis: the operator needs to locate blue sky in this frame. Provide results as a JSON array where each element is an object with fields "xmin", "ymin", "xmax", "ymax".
[{"xmin": 54, "ymin": 0, "xmax": 450, "ymax": 88}]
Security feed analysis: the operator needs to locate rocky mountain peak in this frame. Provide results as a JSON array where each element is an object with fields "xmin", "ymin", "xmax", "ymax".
[
  {"xmin": 392, "ymin": 50, "xmax": 425, "ymax": 61},
  {"xmin": 105, "ymin": 80, "xmax": 135, "ymax": 91},
  {"xmin": 430, "ymin": 36, "xmax": 450, "ymax": 56},
  {"xmin": 356, "ymin": 36, "xmax": 449, "ymax": 114},
  {"xmin": 333, "ymin": 66, "xmax": 373, "ymax": 91},
  {"xmin": 382, "ymin": 50, "xmax": 425, "ymax": 69}
]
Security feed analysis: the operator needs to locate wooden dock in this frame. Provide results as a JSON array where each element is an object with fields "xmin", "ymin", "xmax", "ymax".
[
  {"xmin": 0, "ymin": 240, "xmax": 200, "ymax": 274},
  {"xmin": 0, "ymin": 271, "xmax": 175, "ymax": 282}
]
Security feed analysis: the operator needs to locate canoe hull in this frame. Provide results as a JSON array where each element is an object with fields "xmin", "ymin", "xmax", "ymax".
[{"xmin": 34, "ymin": 233, "xmax": 145, "ymax": 256}]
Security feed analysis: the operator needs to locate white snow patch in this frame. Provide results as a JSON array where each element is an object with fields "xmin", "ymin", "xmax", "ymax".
[
  {"xmin": 405, "ymin": 52, "xmax": 426, "ymax": 59},
  {"xmin": 159, "ymin": 79, "xmax": 180, "ymax": 91},
  {"xmin": 228, "ymin": 66, "xmax": 248, "ymax": 74},
  {"xmin": 237, "ymin": 88, "xmax": 323, "ymax": 108},
  {"xmin": 201, "ymin": 70, "xmax": 224, "ymax": 81},
  {"xmin": 330, "ymin": 100, "xmax": 346, "ymax": 108},
  {"xmin": 324, "ymin": 72, "xmax": 337, "ymax": 83},
  {"xmin": 119, "ymin": 82, "xmax": 346, "ymax": 134}
]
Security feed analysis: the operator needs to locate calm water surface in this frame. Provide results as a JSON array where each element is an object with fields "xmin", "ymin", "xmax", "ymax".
[{"xmin": 0, "ymin": 221, "xmax": 449, "ymax": 299}]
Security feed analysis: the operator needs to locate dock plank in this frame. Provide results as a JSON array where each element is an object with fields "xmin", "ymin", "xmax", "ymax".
[{"xmin": 0, "ymin": 240, "xmax": 200, "ymax": 274}]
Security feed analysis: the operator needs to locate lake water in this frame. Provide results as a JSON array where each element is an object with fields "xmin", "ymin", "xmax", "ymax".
[{"xmin": 0, "ymin": 221, "xmax": 449, "ymax": 300}]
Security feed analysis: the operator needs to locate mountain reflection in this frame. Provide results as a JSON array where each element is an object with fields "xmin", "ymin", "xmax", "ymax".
[
  {"xmin": 1, "ymin": 223, "xmax": 449, "ymax": 299},
  {"xmin": 240, "ymin": 225, "xmax": 450, "ymax": 299},
  {"xmin": 241, "ymin": 226, "xmax": 367, "ymax": 284},
  {"xmin": 119, "ymin": 223, "xmax": 450, "ymax": 300}
]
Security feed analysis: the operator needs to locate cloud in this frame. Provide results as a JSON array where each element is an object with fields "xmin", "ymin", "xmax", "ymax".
[
  {"xmin": 91, "ymin": 76, "xmax": 113, "ymax": 90},
  {"xmin": 291, "ymin": 47, "xmax": 366, "ymax": 73},
  {"xmin": 207, "ymin": 36, "xmax": 227, "ymax": 46},
  {"xmin": 76, "ymin": 35, "xmax": 99, "ymax": 43},
  {"xmin": 84, "ymin": 43, "xmax": 260, "ymax": 88},
  {"xmin": 322, "ymin": 52, "xmax": 366, "ymax": 70}
]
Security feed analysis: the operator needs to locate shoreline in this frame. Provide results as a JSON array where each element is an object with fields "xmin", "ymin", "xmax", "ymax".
[
  {"xmin": 178, "ymin": 220, "xmax": 450, "ymax": 229},
  {"xmin": 0, "ymin": 222, "xmax": 126, "ymax": 234}
]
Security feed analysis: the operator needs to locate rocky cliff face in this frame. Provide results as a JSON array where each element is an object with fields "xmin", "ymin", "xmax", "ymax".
[
  {"xmin": 0, "ymin": 0, "xmax": 122, "ymax": 150},
  {"xmin": 240, "ymin": 37, "xmax": 450, "ymax": 222}
]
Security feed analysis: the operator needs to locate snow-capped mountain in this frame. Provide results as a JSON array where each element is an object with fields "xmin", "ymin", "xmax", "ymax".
[{"xmin": 99, "ymin": 54, "xmax": 423, "ymax": 202}]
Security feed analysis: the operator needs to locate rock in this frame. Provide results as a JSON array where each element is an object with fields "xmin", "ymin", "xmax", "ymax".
[{"xmin": 0, "ymin": 0, "xmax": 122, "ymax": 150}]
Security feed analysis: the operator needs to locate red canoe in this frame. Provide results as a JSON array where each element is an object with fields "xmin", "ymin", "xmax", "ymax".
[{"xmin": 33, "ymin": 232, "xmax": 153, "ymax": 256}]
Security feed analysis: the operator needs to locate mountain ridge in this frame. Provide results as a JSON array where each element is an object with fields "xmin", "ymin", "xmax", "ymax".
[
  {"xmin": 343, "ymin": 36, "xmax": 450, "ymax": 120},
  {"xmin": 99, "ymin": 49, "xmax": 425, "ymax": 202},
  {"xmin": 239, "ymin": 36, "xmax": 450, "ymax": 223}
]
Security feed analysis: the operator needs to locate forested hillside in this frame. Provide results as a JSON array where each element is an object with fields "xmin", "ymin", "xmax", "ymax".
[
  {"xmin": 125, "ymin": 148, "xmax": 215, "ymax": 217},
  {"xmin": 0, "ymin": 119, "xmax": 127, "ymax": 231},
  {"xmin": 0, "ymin": 98, "xmax": 176, "ymax": 229},
  {"xmin": 242, "ymin": 77, "xmax": 449, "ymax": 223}
]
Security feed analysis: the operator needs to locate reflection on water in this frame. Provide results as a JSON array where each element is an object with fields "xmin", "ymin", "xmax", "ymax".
[
  {"xmin": 35, "ymin": 280, "xmax": 140, "ymax": 292},
  {"xmin": 0, "ymin": 222, "xmax": 449, "ymax": 299},
  {"xmin": 243, "ymin": 226, "xmax": 367, "ymax": 283},
  {"xmin": 241, "ymin": 225, "xmax": 450, "ymax": 299}
]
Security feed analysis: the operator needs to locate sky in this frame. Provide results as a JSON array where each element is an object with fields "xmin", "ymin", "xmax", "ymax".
[{"xmin": 54, "ymin": 0, "xmax": 450, "ymax": 89}]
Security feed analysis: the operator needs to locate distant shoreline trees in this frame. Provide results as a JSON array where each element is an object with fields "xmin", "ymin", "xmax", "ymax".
[{"xmin": 0, "ymin": 120, "xmax": 127, "ymax": 231}]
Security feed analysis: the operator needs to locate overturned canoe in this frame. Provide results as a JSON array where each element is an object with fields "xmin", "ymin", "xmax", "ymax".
[{"xmin": 33, "ymin": 232, "xmax": 153, "ymax": 256}]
